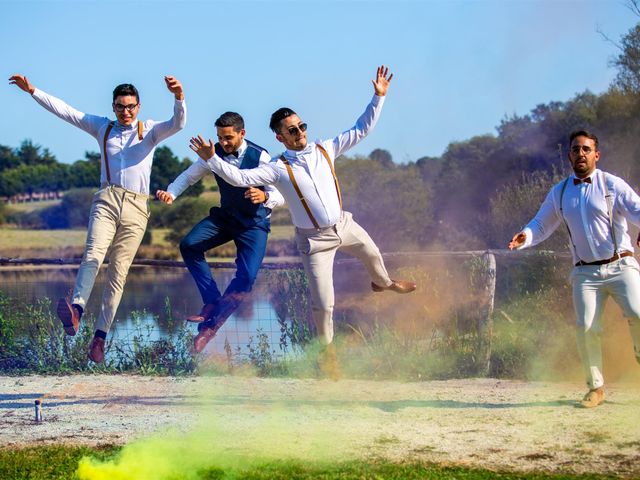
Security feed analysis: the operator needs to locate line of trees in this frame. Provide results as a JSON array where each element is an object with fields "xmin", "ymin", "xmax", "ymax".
[
  {"xmin": 0, "ymin": 143, "xmax": 202, "ymax": 199},
  {"xmin": 3, "ymin": 19, "xmax": 639, "ymax": 252}
]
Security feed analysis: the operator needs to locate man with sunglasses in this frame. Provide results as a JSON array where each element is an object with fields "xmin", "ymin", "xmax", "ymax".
[
  {"xmin": 156, "ymin": 111, "xmax": 284, "ymax": 353},
  {"xmin": 509, "ymin": 130, "xmax": 640, "ymax": 408},
  {"xmin": 9, "ymin": 73, "xmax": 186, "ymax": 363},
  {"xmin": 189, "ymin": 65, "xmax": 416, "ymax": 372}
]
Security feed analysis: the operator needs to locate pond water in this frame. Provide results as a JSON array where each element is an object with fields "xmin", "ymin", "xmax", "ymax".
[{"xmin": 0, "ymin": 265, "xmax": 304, "ymax": 357}]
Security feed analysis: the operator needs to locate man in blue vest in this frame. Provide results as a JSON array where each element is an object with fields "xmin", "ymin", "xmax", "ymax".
[{"xmin": 157, "ymin": 112, "xmax": 284, "ymax": 353}]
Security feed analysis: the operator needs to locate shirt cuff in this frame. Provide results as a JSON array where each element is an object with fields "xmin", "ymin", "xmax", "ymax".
[
  {"xmin": 520, "ymin": 228, "xmax": 533, "ymax": 249},
  {"xmin": 371, "ymin": 93, "xmax": 385, "ymax": 105}
]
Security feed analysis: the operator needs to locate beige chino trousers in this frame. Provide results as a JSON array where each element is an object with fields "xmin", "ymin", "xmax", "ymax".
[
  {"xmin": 72, "ymin": 185, "xmax": 149, "ymax": 333},
  {"xmin": 571, "ymin": 255, "xmax": 640, "ymax": 389},
  {"xmin": 295, "ymin": 211, "xmax": 392, "ymax": 344}
]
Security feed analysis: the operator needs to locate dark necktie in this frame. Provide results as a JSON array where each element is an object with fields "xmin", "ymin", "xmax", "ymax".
[
  {"xmin": 230, "ymin": 151, "xmax": 239, "ymax": 159},
  {"xmin": 573, "ymin": 177, "xmax": 592, "ymax": 185}
]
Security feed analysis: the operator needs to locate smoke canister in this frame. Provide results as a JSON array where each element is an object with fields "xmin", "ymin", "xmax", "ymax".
[{"xmin": 34, "ymin": 399, "xmax": 42, "ymax": 422}]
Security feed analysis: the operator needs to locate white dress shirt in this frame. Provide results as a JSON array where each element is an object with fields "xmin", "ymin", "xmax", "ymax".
[
  {"xmin": 204, "ymin": 94, "xmax": 385, "ymax": 229},
  {"xmin": 166, "ymin": 140, "xmax": 284, "ymax": 210},
  {"xmin": 32, "ymin": 88, "xmax": 187, "ymax": 195},
  {"xmin": 521, "ymin": 169, "xmax": 640, "ymax": 263}
]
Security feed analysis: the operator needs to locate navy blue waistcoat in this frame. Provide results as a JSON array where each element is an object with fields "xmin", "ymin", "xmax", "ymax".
[{"xmin": 213, "ymin": 140, "xmax": 270, "ymax": 229}]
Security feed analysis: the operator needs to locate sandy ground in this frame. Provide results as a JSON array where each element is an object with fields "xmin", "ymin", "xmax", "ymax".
[{"xmin": 1, "ymin": 375, "xmax": 640, "ymax": 477}]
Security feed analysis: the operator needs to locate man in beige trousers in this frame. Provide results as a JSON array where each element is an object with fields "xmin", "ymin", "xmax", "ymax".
[{"xmin": 9, "ymin": 73, "xmax": 186, "ymax": 363}]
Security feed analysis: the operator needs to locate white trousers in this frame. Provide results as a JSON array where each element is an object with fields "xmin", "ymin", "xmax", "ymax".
[
  {"xmin": 571, "ymin": 255, "xmax": 640, "ymax": 389},
  {"xmin": 295, "ymin": 211, "xmax": 392, "ymax": 345},
  {"xmin": 72, "ymin": 185, "xmax": 149, "ymax": 333}
]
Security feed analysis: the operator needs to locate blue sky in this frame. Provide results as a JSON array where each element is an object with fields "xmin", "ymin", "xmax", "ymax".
[{"xmin": 1, "ymin": 0, "xmax": 634, "ymax": 165}]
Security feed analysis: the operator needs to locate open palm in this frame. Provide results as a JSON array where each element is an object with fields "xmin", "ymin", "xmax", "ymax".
[{"xmin": 372, "ymin": 65, "xmax": 393, "ymax": 96}]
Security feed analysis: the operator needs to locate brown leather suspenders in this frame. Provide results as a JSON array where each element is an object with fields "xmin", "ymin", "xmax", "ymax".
[
  {"xmin": 102, "ymin": 120, "xmax": 144, "ymax": 185},
  {"xmin": 280, "ymin": 143, "xmax": 342, "ymax": 230}
]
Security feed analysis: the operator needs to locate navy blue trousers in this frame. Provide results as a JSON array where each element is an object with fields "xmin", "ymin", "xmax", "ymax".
[{"xmin": 180, "ymin": 208, "xmax": 269, "ymax": 328}]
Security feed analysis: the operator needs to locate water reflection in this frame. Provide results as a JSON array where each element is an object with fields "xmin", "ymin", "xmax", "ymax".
[{"xmin": 0, "ymin": 266, "xmax": 295, "ymax": 357}]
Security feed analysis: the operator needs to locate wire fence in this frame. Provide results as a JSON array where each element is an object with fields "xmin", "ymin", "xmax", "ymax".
[{"xmin": 0, "ymin": 250, "xmax": 575, "ymax": 368}]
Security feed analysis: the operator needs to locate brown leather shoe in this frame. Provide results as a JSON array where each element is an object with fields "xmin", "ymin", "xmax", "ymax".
[
  {"xmin": 56, "ymin": 298, "xmax": 81, "ymax": 336},
  {"xmin": 371, "ymin": 279, "xmax": 417, "ymax": 294},
  {"xmin": 193, "ymin": 323, "xmax": 222, "ymax": 353},
  {"xmin": 186, "ymin": 303, "xmax": 217, "ymax": 323},
  {"xmin": 88, "ymin": 337, "xmax": 105, "ymax": 363},
  {"xmin": 579, "ymin": 387, "xmax": 605, "ymax": 408},
  {"xmin": 318, "ymin": 343, "xmax": 342, "ymax": 381}
]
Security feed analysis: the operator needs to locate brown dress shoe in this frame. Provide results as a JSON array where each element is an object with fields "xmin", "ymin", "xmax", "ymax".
[
  {"xmin": 371, "ymin": 279, "xmax": 417, "ymax": 294},
  {"xmin": 56, "ymin": 298, "xmax": 81, "ymax": 336},
  {"xmin": 186, "ymin": 303, "xmax": 217, "ymax": 323},
  {"xmin": 318, "ymin": 343, "xmax": 342, "ymax": 381},
  {"xmin": 88, "ymin": 337, "xmax": 105, "ymax": 363},
  {"xmin": 193, "ymin": 323, "xmax": 222, "ymax": 353},
  {"xmin": 579, "ymin": 387, "xmax": 605, "ymax": 408}
]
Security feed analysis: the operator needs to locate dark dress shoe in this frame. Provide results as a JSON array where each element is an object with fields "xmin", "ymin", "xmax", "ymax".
[
  {"xmin": 186, "ymin": 303, "xmax": 217, "ymax": 323},
  {"xmin": 88, "ymin": 337, "xmax": 105, "ymax": 363},
  {"xmin": 56, "ymin": 298, "xmax": 81, "ymax": 336},
  {"xmin": 371, "ymin": 279, "xmax": 417, "ymax": 294}
]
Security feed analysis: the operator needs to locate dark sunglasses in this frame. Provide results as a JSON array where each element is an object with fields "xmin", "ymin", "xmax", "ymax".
[{"xmin": 286, "ymin": 123, "xmax": 307, "ymax": 136}]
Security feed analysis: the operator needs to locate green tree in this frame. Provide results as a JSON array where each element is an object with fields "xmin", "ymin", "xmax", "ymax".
[{"xmin": 150, "ymin": 147, "xmax": 203, "ymax": 197}]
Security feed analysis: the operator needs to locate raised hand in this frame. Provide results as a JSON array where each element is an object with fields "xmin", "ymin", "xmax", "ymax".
[
  {"xmin": 244, "ymin": 187, "xmax": 266, "ymax": 204},
  {"xmin": 508, "ymin": 232, "xmax": 526, "ymax": 250},
  {"xmin": 164, "ymin": 75, "xmax": 184, "ymax": 100},
  {"xmin": 372, "ymin": 65, "xmax": 393, "ymax": 97},
  {"xmin": 156, "ymin": 190, "xmax": 173, "ymax": 205},
  {"xmin": 9, "ymin": 74, "xmax": 35, "ymax": 94},
  {"xmin": 189, "ymin": 135, "xmax": 216, "ymax": 161}
]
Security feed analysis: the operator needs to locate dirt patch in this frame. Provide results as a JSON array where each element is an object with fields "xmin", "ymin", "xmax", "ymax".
[{"xmin": 1, "ymin": 375, "xmax": 639, "ymax": 477}]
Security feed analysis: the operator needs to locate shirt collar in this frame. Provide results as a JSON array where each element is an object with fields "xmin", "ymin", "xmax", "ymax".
[
  {"xmin": 573, "ymin": 169, "xmax": 598, "ymax": 183},
  {"xmin": 284, "ymin": 143, "xmax": 313, "ymax": 160},
  {"xmin": 114, "ymin": 120, "xmax": 137, "ymax": 131}
]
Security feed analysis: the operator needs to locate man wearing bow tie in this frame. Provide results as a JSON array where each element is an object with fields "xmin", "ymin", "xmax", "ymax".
[
  {"xmin": 156, "ymin": 112, "xmax": 284, "ymax": 353},
  {"xmin": 189, "ymin": 66, "xmax": 416, "ymax": 375},
  {"xmin": 9, "ymin": 73, "xmax": 187, "ymax": 364},
  {"xmin": 509, "ymin": 130, "xmax": 640, "ymax": 408}
]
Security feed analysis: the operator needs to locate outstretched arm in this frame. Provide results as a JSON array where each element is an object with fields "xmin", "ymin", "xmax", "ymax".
[
  {"xmin": 190, "ymin": 135, "xmax": 279, "ymax": 187},
  {"xmin": 329, "ymin": 65, "xmax": 393, "ymax": 159},
  {"xmin": 9, "ymin": 73, "xmax": 105, "ymax": 137},
  {"xmin": 149, "ymin": 75, "xmax": 187, "ymax": 144},
  {"xmin": 9, "ymin": 74, "xmax": 35, "ymax": 94}
]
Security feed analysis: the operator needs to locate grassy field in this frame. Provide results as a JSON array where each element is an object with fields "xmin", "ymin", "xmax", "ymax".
[
  {"xmin": 4, "ymin": 199, "xmax": 61, "ymax": 213},
  {"xmin": 0, "ymin": 446, "xmax": 615, "ymax": 480},
  {"xmin": 0, "ymin": 225, "xmax": 295, "ymax": 251}
]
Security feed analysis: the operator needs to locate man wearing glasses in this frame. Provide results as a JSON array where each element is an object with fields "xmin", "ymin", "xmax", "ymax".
[
  {"xmin": 9, "ymin": 73, "xmax": 186, "ymax": 363},
  {"xmin": 156, "ymin": 111, "xmax": 284, "ymax": 353},
  {"xmin": 189, "ymin": 66, "xmax": 416, "ymax": 372},
  {"xmin": 509, "ymin": 130, "xmax": 640, "ymax": 408}
]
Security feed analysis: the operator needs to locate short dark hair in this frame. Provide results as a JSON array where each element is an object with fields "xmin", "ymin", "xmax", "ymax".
[
  {"xmin": 112, "ymin": 84, "xmax": 139, "ymax": 103},
  {"xmin": 269, "ymin": 107, "xmax": 297, "ymax": 133},
  {"xmin": 569, "ymin": 130, "xmax": 599, "ymax": 150},
  {"xmin": 214, "ymin": 112, "xmax": 244, "ymax": 132}
]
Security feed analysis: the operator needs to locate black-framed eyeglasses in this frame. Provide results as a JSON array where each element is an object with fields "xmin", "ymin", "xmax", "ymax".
[
  {"xmin": 571, "ymin": 145, "xmax": 594, "ymax": 155},
  {"xmin": 113, "ymin": 103, "xmax": 139, "ymax": 113},
  {"xmin": 286, "ymin": 123, "xmax": 307, "ymax": 136}
]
